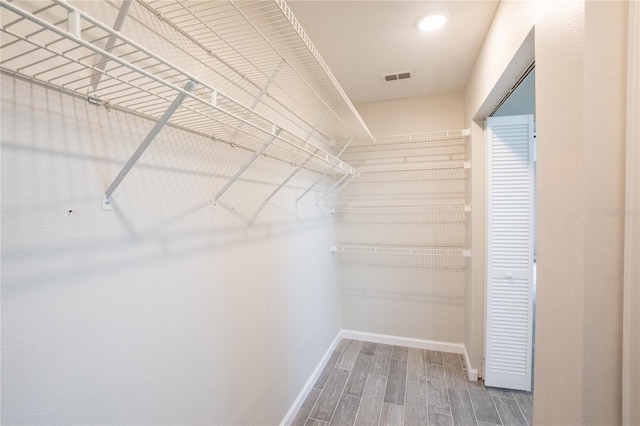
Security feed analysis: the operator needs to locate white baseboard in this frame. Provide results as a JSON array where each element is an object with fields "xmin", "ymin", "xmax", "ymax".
[
  {"xmin": 463, "ymin": 345, "xmax": 479, "ymax": 381},
  {"xmin": 281, "ymin": 329, "xmax": 479, "ymax": 424},
  {"xmin": 279, "ymin": 332, "xmax": 342, "ymax": 426},
  {"xmin": 340, "ymin": 330, "xmax": 479, "ymax": 381},
  {"xmin": 340, "ymin": 329, "xmax": 460, "ymax": 354}
]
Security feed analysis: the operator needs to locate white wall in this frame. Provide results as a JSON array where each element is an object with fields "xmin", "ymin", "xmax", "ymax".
[
  {"xmin": 623, "ymin": 4, "xmax": 640, "ymax": 425},
  {"xmin": 463, "ymin": 2, "xmax": 536, "ymax": 379},
  {"xmin": 463, "ymin": 1, "xmax": 629, "ymax": 424},
  {"xmin": 335, "ymin": 93, "xmax": 467, "ymax": 343},
  {"xmin": 578, "ymin": 2, "xmax": 627, "ymax": 423},
  {"xmin": 0, "ymin": 75, "xmax": 342, "ymax": 424},
  {"xmin": 356, "ymin": 94, "xmax": 464, "ymax": 136}
]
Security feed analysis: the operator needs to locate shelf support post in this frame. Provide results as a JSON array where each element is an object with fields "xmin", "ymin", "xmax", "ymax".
[
  {"xmin": 89, "ymin": 0, "xmax": 133, "ymax": 92},
  {"xmin": 104, "ymin": 79, "xmax": 196, "ymax": 205},
  {"xmin": 214, "ymin": 127, "xmax": 281, "ymax": 201}
]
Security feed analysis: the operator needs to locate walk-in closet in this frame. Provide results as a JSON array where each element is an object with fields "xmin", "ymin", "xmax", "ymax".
[{"xmin": 1, "ymin": 1, "xmax": 637, "ymax": 425}]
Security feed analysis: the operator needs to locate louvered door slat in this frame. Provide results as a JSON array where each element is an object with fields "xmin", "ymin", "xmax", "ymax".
[{"xmin": 485, "ymin": 115, "xmax": 534, "ymax": 391}]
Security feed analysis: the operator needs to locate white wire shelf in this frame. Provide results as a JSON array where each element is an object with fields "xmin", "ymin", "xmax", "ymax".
[
  {"xmin": 354, "ymin": 161, "xmax": 470, "ymax": 183},
  {"xmin": 140, "ymin": 0, "xmax": 372, "ymax": 142},
  {"xmin": 330, "ymin": 244, "xmax": 470, "ymax": 257},
  {"xmin": 335, "ymin": 129, "xmax": 470, "ymax": 149},
  {"xmin": 330, "ymin": 244, "xmax": 470, "ymax": 269},
  {"xmin": 0, "ymin": 0, "xmax": 364, "ymax": 207},
  {"xmin": 334, "ymin": 204, "xmax": 471, "ymax": 213},
  {"xmin": 332, "ymin": 204, "xmax": 471, "ymax": 223}
]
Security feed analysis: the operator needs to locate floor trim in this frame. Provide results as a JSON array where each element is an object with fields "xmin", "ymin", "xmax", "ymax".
[
  {"xmin": 279, "ymin": 332, "xmax": 342, "ymax": 426},
  {"xmin": 463, "ymin": 344, "xmax": 479, "ymax": 381},
  {"xmin": 341, "ymin": 329, "xmax": 478, "ymax": 381},
  {"xmin": 341, "ymin": 329, "xmax": 462, "ymax": 354},
  {"xmin": 280, "ymin": 329, "xmax": 479, "ymax": 425}
]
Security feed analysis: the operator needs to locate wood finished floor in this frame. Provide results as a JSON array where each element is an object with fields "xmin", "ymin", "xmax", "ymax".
[{"xmin": 292, "ymin": 339, "xmax": 533, "ymax": 426}]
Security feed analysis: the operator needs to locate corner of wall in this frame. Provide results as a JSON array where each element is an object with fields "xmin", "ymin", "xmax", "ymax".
[
  {"xmin": 279, "ymin": 331, "xmax": 343, "ymax": 426},
  {"xmin": 463, "ymin": 344, "xmax": 479, "ymax": 382}
]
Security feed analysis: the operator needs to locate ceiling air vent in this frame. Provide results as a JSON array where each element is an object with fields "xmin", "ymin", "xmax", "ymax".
[{"xmin": 383, "ymin": 71, "xmax": 411, "ymax": 82}]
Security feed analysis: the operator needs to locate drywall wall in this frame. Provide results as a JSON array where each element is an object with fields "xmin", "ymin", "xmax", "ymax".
[
  {"xmin": 463, "ymin": 0, "xmax": 536, "ymax": 380},
  {"xmin": 580, "ymin": 2, "xmax": 627, "ymax": 423},
  {"xmin": 623, "ymin": 4, "xmax": 640, "ymax": 425},
  {"xmin": 0, "ymin": 74, "xmax": 342, "ymax": 424},
  {"xmin": 464, "ymin": 1, "xmax": 537, "ymax": 122},
  {"xmin": 464, "ymin": 1, "xmax": 628, "ymax": 424},
  {"xmin": 534, "ymin": 4, "xmax": 589, "ymax": 423},
  {"xmin": 335, "ymin": 93, "xmax": 467, "ymax": 344},
  {"xmin": 356, "ymin": 93, "xmax": 464, "ymax": 136}
]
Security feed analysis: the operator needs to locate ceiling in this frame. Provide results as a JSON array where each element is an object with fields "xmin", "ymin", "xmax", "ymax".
[{"xmin": 287, "ymin": 1, "xmax": 500, "ymax": 105}]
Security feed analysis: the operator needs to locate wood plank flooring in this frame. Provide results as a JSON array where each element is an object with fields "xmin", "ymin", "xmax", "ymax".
[{"xmin": 291, "ymin": 339, "xmax": 533, "ymax": 426}]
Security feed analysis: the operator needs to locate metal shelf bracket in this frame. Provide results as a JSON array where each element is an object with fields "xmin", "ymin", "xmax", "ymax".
[
  {"xmin": 103, "ymin": 79, "xmax": 197, "ymax": 207},
  {"xmin": 317, "ymin": 174, "xmax": 350, "ymax": 203},
  {"xmin": 90, "ymin": 0, "xmax": 133, "ymax": 92},
  {"xmin": 214, "ymin": 127, "xmax": 282, "ymax": 202},
  {"xmin": 296, "ymin": 136, "xmax": 356, "ymax": 203}
]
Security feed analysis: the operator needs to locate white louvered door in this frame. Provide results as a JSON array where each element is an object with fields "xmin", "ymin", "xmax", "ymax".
[{"xmin": 485, "ymin": 115, "xmax": 535, "ymax": 391}]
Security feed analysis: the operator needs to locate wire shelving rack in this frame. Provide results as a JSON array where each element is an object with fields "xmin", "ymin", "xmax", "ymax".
[{"xmin": 0, "ymin": 0, "xmax": 370, "ymax": 208}]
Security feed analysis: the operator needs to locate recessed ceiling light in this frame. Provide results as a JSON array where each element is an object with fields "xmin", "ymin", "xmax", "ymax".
[{"xmin": 418, "ymin": 14, "xmax": 448, "ymax": 32}]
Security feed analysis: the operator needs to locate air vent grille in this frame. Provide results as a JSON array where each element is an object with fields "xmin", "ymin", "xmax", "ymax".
[{"xmin": 383, "ymin": 71, "xmax": 411, "ymax": 82}]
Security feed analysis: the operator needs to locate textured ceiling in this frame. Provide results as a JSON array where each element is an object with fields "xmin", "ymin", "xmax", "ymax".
[{"xmin": 287, "ymin": 1, "xmax": 500, "ymax": 105}]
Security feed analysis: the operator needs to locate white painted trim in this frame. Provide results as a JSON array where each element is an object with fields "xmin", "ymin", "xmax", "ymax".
[
  {"xmin": 463, "ymin": 345, "xmax": 479, "ymax": 382},
  {"xmin": 340, "ymin": 329, "xmax": 479, "ymax": 381},
  {"xmin": 279, "ymin": 332, "xmax": 342, "ymax": 426},
  {"xmin": 340, "ymin": 329, "xmax": 462, "ymax": 353}
]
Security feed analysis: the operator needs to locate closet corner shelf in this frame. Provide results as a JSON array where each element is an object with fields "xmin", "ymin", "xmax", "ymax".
[
  {"xmin": 335, "ymin": 128, "xmax": 471, "ymax": 148},
  {"xmin": 0, "ymin": 0, "xmax": 366, "ymax": 209},
  {"xmin": 330, "ymin": 204, "xmax": 471, "ymax": 214},
  {"xmin": 352, "ymin": 161, "xmax": 470, "ymax": 183},
  {"xmin": 359, "ymin": 161, "xmax": 470, "ymax": 173},
  {"xmin": 329, "ymin": 244, "xmax": 471, "ymax": 258}
]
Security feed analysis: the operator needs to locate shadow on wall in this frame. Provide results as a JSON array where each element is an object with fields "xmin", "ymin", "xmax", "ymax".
[{"xmin": 1, "ymin": 77, "xmax": 336, "ymax": 289}]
